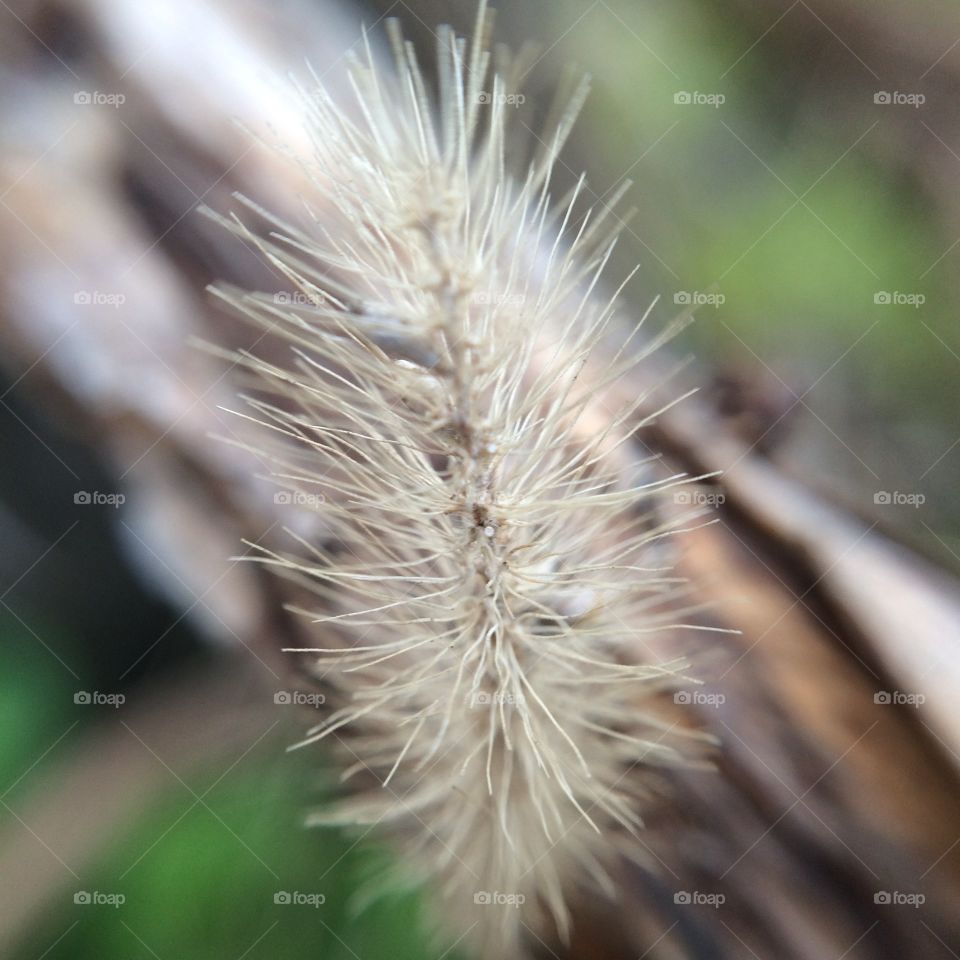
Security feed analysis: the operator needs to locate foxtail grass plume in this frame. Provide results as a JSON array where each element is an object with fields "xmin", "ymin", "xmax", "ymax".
[{"xmin": 211, "ymin": 4, "xmax": 707, "ymax": 955}]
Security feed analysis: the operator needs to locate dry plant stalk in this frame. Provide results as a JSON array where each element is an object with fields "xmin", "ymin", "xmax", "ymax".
[{"xmin": 210, "ymin": 4, "xmax": 709, "ymax": 954}]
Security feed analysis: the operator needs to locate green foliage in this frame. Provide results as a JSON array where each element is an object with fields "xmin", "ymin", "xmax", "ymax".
[
  {"xmin": 0, "ymin": 614, "xmax": 446, "ymax": 960},
  {"xmin": 12, "ymin": 747, "xmax": 443, "ymax": 959}
]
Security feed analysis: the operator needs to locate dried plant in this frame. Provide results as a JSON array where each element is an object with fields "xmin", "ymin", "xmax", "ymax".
[{"xmin": 209, "ymin": 3, "xmax": 709, "ymax": 955}]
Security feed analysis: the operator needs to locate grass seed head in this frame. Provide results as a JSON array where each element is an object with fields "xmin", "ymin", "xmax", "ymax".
[{"xmin": 212, "ymin": 4, "xmax": 707, "ymax": 954}]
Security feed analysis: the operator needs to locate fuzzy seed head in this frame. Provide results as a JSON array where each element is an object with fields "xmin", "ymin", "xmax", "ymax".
[{"xmin": 213, "ymin": 4, "xmax": 705, "ymax": 955}]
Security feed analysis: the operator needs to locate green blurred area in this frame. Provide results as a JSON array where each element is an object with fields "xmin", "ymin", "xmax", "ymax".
[
  {"xmin": 490, "ymin": 0, "xmax": 960, "ymax": 560},
  {"xmin": 1, "ymin": 615, "xmax": 444, "ymax": 960}
]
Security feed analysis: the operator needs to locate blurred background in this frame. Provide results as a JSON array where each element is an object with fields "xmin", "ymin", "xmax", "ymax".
[{"xmin": 1, "ymin": 0, "xmax": 959, "ymax": 958}]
